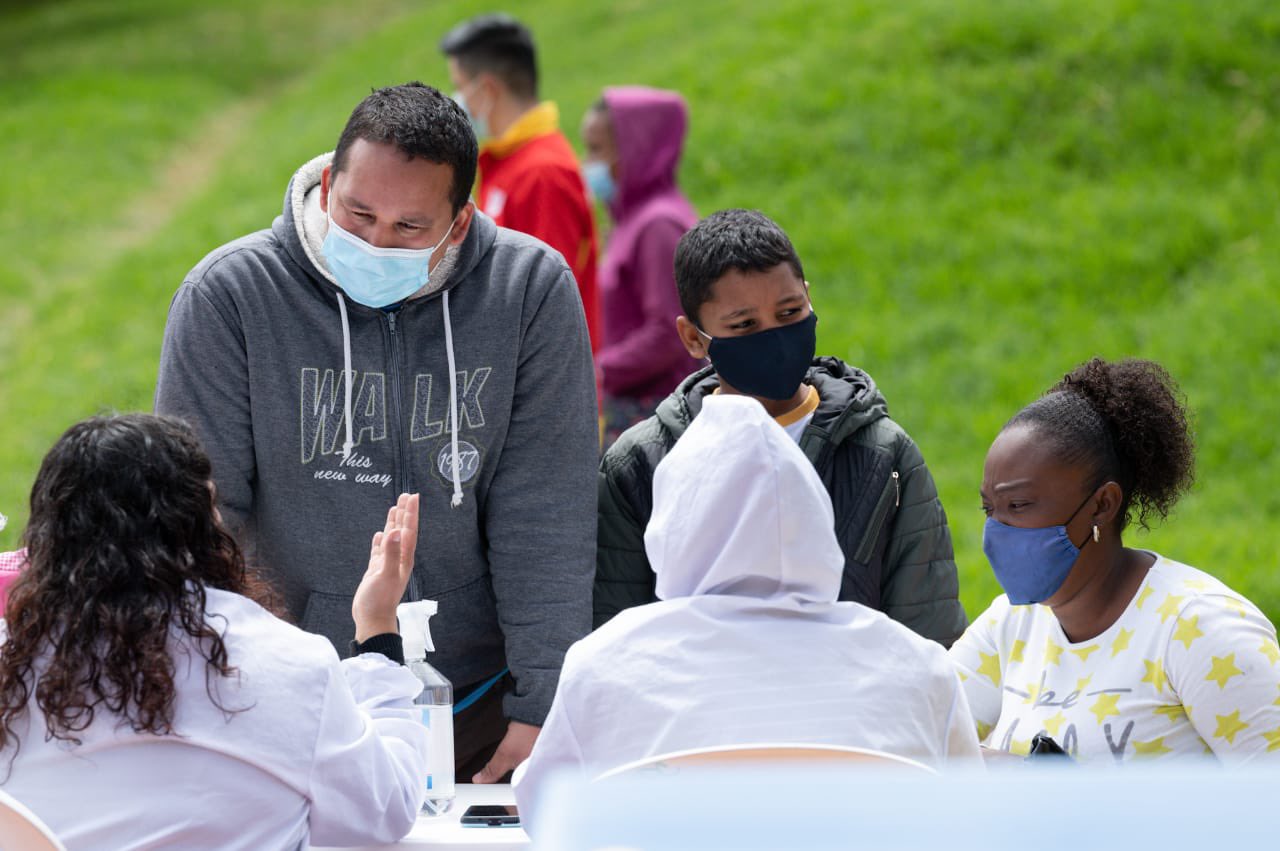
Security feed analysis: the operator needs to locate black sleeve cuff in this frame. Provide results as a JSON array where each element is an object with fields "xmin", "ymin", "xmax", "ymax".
[{"xmin": 348, "ymin": 632, "xmax": 405, "ymax": 666}]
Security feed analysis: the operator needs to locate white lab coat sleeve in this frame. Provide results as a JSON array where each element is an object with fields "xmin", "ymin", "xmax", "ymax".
[
  {"xmin": 305, "ymin": 653, "xmax": 428, "ymax": 846},
  {"xmin": 513, "ymin": 667, "xmax": 590, "ymax": 839}
]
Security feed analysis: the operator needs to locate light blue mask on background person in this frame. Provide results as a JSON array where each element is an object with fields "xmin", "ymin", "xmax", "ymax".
[
  {"xmin": 322, "ymin": 212, "xmax": 455, "ymax": 308},
  {"xmin": 452, "ymin": 91, "xmax": 489, "ymax": 140},
  {"xmin": 982, "ymin": 491, "xmax": 1095, "ymax": 605},
  {"xmin": 583, "ymin": 161, "xmax": 617, "ymax": 205}
]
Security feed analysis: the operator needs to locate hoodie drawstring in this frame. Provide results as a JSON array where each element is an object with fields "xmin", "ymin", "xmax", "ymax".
[
  {"xmin": 337, "ymin": 292, "xmax": 355, "ymax": 461},
  {"xmin": 442, "ymin": 290, "xmax": 463, "ymax": 508},
  {"xmin": 335, "ymin": 289, "xmax": 463, "ymax": 507}
]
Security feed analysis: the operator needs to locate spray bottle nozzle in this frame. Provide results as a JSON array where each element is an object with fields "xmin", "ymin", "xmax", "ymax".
[{"xmin": 395, "ymin": 600, "xmax": 438, "ymax": 662}]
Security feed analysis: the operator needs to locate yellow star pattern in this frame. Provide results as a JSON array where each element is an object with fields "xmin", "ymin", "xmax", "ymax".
[
  {"xmin": 1182, "ymin": 578, "xmax": 1212, "ymax": 592},
  {"xmin": 1142, "ymin": 658, "xmax": 1168, "ymax": 693},
  {"xmin": 1042, "ymin": 711, "xmax": 1068, "ymax": 738},
  {"xmin": 1213, "ymin": 710, "xmax": 1248, "ymax": 745},
  {"xmin": 1154, "ymin": 704, "xmax": 1186, "ymax": 723},
  {"xmin": 1135, "ymin": 586, "xmax": 1155, "ymax": 609},
  {"xmin": 1205, "ymin": 654, "xmax": 1244, "ymax": 689},
  {"xmin": 1009, "ymin": 640, "xmax": 1026, "ymax": 663},
  {"xmin": 1089, "ymin": 693, "xmax": 1122, "ymax": 724},
  {"xmin": 1022, "ymin": 680, "xmax": 1044, "ymax": 706},
  {"xmin": 976, "ymin": 720, "xmax": 994, "ymax": 741},
  {"xmin": 976, "ymin": 651, "xmax": 1002, "ymax": 684},
  {"xmin": 1070, "ymin": 645, "xmax": 1100, "ymax": 663},
  {"xmin": 1260, "ymin": 640, "xmax": 1280, "ymax": 666},
  {"xmin": 957, "ymin": 670, "xmax": 969, "ymax": 682},
  {"xmin": 1131, "ymin": 737, "xmax": 1173, "ymax": 756},
  {"xmin": 1044, "ymin": 638, "xmax": 1065, "ymax": 666},
  {"xmin": 1111, "ymin": 628, "xmax": 1134, "ymax": 657},
  {"xmin": 1172, "ymin": 616, "xmax": 1204, "ymax": 651},
  {"xmin": 1262, "ymin": 726, "xmax": 1280, "ymax": 752},
  {"xmin": 1223, "ymin": 597, "xmax": 1249, "ymax": 618},
  {"xmin": 1274, "ymin": 685, "xmax": 1280, "ymax": 707},
  {"xmin": 1075, "ymin": 676, "xmax": 1093, "ymax": 693},
  {"xmin": 1155, "ymin": 594, "xmax": 1185, "ymax": 624}
]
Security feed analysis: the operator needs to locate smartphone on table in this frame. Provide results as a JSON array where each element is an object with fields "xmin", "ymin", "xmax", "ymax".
[{"xmin": 460, "ymin": 804, "xmax": 520, "ymax": 828}]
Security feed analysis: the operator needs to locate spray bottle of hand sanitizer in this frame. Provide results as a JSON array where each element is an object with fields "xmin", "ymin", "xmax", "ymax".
[{"xmin": 397, "ymin": 600, "xmax": 454, "ymax": 815}]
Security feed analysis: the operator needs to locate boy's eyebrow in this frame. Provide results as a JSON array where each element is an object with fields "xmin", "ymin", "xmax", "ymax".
[
  {"xmin": 718, "ymin": 306, "xmax": 756, "ymax": 321},
  {"xmin": 992, "ymin": 479, "xmax": 1034, "ymax": 493},
  {"xmin": 776, "ymin": 293, "xmax": 806, "ymax": 304}
]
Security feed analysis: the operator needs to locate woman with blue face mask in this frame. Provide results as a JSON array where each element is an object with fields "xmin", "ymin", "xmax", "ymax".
[{"xmin": 950, "ymin": 358, "xmax": 1280, "ymax": 765}]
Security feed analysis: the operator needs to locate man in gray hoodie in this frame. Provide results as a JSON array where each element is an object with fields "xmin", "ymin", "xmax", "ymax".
[{"xmin": 155, "ymin": 82, "xmax": 597, "ymax": 783}]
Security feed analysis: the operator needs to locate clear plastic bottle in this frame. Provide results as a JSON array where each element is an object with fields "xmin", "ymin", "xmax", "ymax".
[{"xmin": 397, "ymin": 600, "xmax": 455, "ymax": 815}]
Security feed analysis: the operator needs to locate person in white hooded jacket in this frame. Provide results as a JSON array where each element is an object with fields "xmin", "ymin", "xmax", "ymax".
[
  {"xmin": 0, "ymin": 414, "xmax": 429, "ymax": 850},
  {"xmin": 514, "ymin": 395, "xmax": 981, "ymax": 832}
]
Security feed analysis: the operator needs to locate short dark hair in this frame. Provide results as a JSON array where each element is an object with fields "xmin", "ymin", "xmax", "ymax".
[
  {"xmin": 332, "ymin": 82, "xmax": 477, "ymax": 215},
  {"xmin": 1007, "ymin": 357, "xmax": 1195, "ymax": 531},
  {"xmin": 439, "ymin": 13, "xmax": 539, "ymax": 102},
  {"xmin": 674, "ymin": 209, "xmax": 806, "ymax": 325}
]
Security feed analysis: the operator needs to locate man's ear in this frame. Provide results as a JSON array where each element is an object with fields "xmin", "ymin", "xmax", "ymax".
[
  {"xmin": 675, "ymin": 315, "xmax": 708, "ymax": 360},
  {"xmin": 449, "ymin": 201, "xmax": 476, "ymax": 246},
  {"xmin": 320, "ymin": 165, "xmax": 332, "ymax": 213}
]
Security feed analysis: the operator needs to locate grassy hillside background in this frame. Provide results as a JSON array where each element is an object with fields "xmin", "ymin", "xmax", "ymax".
[{"xmin": 2, "ymin": 0, "xmax": 1278, "ymax": 623}]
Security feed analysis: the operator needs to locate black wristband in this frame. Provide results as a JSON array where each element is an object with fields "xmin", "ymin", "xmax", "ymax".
[{"xmin": 348, "ymin": 632, "xmax": 405, "ymax": 666}]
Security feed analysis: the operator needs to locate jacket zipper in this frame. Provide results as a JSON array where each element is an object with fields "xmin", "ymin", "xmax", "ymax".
[
  {"xmin": 853, "ymin": 470, "xmax": 899, "ymax": 564},
  {"xmin": 386, "ymin": 310, "xmax": 419, "ymax": 602}
]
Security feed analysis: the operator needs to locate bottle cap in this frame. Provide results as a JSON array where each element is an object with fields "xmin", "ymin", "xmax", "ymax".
[{"xmin": 396, "ymin": 599, "xmax": 438, "ymax": 661}]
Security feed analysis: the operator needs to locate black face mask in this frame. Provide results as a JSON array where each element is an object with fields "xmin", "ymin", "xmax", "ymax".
[{"xmin": 700, "ymin": 312, "xmax": 818, "ymax": 401}]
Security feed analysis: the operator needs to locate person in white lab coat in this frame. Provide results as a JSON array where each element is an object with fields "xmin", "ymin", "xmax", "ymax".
[
  {"xmin": 0, "ymin": 414, "xmax": 428, "ymax": 850},
  {"xmin": 515, "ymin": 395, "xmax": 980, "ymax": 831}
]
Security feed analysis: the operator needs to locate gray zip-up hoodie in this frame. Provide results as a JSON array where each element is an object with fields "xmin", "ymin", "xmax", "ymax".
[{"xmin": 155, "ymin": 153, "xmax": 598, "ymax": 725}]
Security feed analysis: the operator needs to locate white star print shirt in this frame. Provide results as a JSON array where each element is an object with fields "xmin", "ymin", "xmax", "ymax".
[{"xmin": 950, "ymin": 554, "xmax": 1280, "ymax": 763}]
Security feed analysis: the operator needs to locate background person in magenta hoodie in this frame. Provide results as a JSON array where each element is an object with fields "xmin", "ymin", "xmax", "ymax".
[{"xmin": 582, "ymin": 87, "xmax": 701, "ymax": 446}]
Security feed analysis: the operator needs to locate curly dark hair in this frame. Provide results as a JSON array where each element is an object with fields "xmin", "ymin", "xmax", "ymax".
[
  {"xmin": 1008, "ymin": 357, "xmax": 1196, "ymax": 531},
  {"xmin": 0, "ymin": 414, "xmax": 277, "ymax": 760}
]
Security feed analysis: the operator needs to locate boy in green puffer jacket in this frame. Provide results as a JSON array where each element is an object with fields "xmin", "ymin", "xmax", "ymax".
[{"xmin": 595, "ymin": 208, "xmax": 967, "ymax": 646}]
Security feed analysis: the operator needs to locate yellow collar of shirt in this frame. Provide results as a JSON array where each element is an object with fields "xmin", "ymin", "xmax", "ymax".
[
  {"xmin": 710, "ymin": 384, "xmax": 819, "ymax": 429},
  {"xmin": 773, "ymin": 385, "xmax": 820, "ymax": 428},
  {"xmin": 480, "ymin": 101, "xmax": 560, "ymax": 159}
]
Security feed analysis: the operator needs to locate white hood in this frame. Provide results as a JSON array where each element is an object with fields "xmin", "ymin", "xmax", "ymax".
[{"xmin": 644, "ymin": 394, "xmax": 844, "ymax": 603}]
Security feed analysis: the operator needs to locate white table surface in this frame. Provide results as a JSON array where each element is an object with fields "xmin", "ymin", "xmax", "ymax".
[{"xmin": 311, "ymin": 784, "xmax": 530, "ymax": 851}]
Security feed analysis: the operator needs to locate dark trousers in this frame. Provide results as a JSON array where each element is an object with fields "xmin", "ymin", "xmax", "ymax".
[{"xmin": 453, "ymin": 673, "xmax": 514, "ymax": 782}]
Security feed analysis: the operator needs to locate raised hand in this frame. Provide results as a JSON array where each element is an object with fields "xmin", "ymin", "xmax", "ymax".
[{"xmin": 351, "ymin": 492, "xmax": 420, "ymax": 642}]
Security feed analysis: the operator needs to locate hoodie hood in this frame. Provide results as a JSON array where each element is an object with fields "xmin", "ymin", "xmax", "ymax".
[
  {"xmin": 602, "ymin": 86, "xmax": 688, "ymax": 221},
  {"xmin": 278, "ymin": 151, "xmax": 495, "ymax": 302},
  {"xmin": 644, "ymin": 395, "xmax": 844, "ymax": 603},
  {"xmin": 655, "ymin": 356, "xmax": 889, "ymax": 447}
]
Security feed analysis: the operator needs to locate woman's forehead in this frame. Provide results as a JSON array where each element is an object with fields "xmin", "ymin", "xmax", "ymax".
[{"xmin": 984, "ymin": 423, "xmax": 1078, "ymax": 488}]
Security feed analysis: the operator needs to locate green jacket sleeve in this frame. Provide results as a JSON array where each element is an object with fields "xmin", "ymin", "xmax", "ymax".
[
  {"xmin": 880, "ymin": 435, "xmax": 969, "ymax": 648},
  {"xmin": 593, "ymin": 455, "xmax": 658, "ymax": 629}
]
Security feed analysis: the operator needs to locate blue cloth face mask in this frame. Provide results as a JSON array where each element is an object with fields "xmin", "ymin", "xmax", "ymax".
[
  {"xmin": 583, "ymin": 161, "xmax": 617, "ymax": 205},
  {"xmin": 452, "ymin": 90, "xmax": 489, "ymax": 140},
  {"xmin": 698, "ymin": 311, "xmax": 817, "ymax": 401},
  {"xmin": 322, "ymin": 211, "xmax": 456, "ymax": 309},
  {"xmin": 982, "ymin": 490, "xmax": 1096, "ymax": 605}
]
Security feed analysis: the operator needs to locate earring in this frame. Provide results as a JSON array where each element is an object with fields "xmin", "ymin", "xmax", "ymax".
[{"xmin": 1093, "ymin": 525, "xmax": 1100, "ymax": 543}]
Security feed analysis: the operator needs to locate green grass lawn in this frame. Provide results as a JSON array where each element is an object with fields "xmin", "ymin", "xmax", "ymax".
[{"xmin": 2, "ymin": 0, "xmax": 1278, "ymax": 624}]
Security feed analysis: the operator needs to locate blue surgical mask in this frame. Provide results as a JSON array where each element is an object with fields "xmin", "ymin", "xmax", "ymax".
[
  {"xmin": 452, "ymin": 90, "xmax": 489, "ymax": 140},
  {"xmin": 982, "ymin": 491, "xmax": 1096, "ymax": 605},
  {"xmin": 699, "ymin": 311, "xmax": 817, "ymax": 401},
  {"xmin": 322, "ymin": 211, "xmax": 456, "ymax": 309},
  {"xmin": 583, "ymin": 161, "xmax": 617, "ymax": 205}
]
